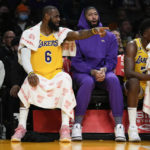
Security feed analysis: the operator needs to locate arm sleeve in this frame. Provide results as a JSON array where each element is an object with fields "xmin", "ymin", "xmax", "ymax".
[
  {"xmin": 20, "ymin": 48, "xmax": 33, "ymax": 74},
  {"xmin": 104, "ymin": 34, "xmax": 118, "ymax": 72},
  {"xmin": 71, "ymin": 41, "xmax": 92, "ymax": 74}
]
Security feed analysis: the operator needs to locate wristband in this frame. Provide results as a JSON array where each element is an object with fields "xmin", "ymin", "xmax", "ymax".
[
  {"xmin": 91, "ymin": 28, "xmax": 98, "ymax": 35},
  {"xmin": 28, "ymin": 71, "xmax": 34, "ymax": 76}
]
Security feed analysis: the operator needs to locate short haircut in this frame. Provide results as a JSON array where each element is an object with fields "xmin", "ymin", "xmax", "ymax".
[
  {"xmin": 42, "ymin": 5, "xmax": 57, "ymax": 19},
  {"xmin": 84, "ymin": 6, "xmax": 97, "ymax": 15},
  {"xmin": 139, "ymin": 19, "xmax": 150, "ymax": 36},
  {"xmin": 3, "ymin": 30, "xmax": 15, "ymax": 39}
]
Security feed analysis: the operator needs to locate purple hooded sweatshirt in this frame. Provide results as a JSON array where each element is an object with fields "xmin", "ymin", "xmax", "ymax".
[{"xmin": 71, "ymin": 10, "xmax": 118, "ymax": 74}]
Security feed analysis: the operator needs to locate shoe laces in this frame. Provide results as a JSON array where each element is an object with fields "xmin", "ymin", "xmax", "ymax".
[
  {"xmin": 116, "ymin": 124, "xmax": 124, "ymax": 133},
  {"xmin": 15, "ymin": 125, "xmax": 26, "ymax": 135},
  {"xmin": 130, "ymin": 129, "xmax": 139, "ymax": 136},
  {"xmin": 60, "ymin": 125, "xmax": 70, "ymax": 138},
  {"xmin": 60, "ymin": 125, "xmax": 70, "ymax": 134},
  {"xmin": 74, "ymin": 124, "xmax": 81, "ymax": 129}
]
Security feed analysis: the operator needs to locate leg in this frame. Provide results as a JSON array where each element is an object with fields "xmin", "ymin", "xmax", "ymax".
[
  {"xmin": 125, "ymin": 78, "xmax": 141, "ymax": 142},
  {"xmin": 102, "ymin": 72, "xmax": 126, "ymax": 141},
  {"xmin": 59, "ymin": 110, "xmax": 71, "ymax": 142},
  {"xmin": 74, "ymin": 73, "xmax": 95, "ymax": 116},
  {"xmin": 11, "ymin": 101, "xmax": 29, "ymax": 142},
  {"xmin": 104, "ymin": 72, "xmax": 124, "ymax": 118},
  {"xmin": 59, "ymin": 73, "xmax": 73, "ymax": 142},
  {"xmin": 72, "ymin": 73, "xmax": 95, "ymax": 140},
  {"xmin": 126, "ymin": 78, "xmax": 140, "ymax": 107}
]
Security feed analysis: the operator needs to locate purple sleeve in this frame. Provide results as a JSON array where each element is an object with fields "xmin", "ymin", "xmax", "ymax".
[
  {"xmin": 71, "ymin": 41, "xmax": 92, "ymax": 74},
  {"xmin": 104, "ymin": 34, "xmax": 118, "ymax": 72}
]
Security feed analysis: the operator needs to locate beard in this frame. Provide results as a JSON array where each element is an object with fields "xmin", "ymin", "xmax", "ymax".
[
  {"xmin": 48, "ymin": 19, "xmax": 59, "ymax": 32},
  {"xmin": 87, "ymin": 20, "xmax": 99, "ymax": 28}
]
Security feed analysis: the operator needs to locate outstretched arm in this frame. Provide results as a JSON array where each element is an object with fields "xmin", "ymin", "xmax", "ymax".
[
  {"xmin": 66, "ymin": 27, "xmax": 109, "ymax": 41},
  {"xmin": 124, "ymin": 41, "xmax": 150, "ymax": 81}
]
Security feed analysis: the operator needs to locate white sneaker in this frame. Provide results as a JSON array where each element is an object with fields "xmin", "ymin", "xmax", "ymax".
[
  {"xmin": 114, "ymin": 124, "xmax": 126, "ymax": 142},
  {"xmin": 128, "ymin": 126, "xmax": 141, "ymax": 142},
  {"xmin": 71, "ymin": 123, "xmax": 82, "ymax": 141}
]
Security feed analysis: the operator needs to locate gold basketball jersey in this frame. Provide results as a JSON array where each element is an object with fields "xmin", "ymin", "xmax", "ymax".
[
  {"xmin": 134, "ymin": 38, "xmax": 148, "ymax": 90},
  {"xmin": 31, "ymin": 33, "xmax": 63, "ymax": 79}
]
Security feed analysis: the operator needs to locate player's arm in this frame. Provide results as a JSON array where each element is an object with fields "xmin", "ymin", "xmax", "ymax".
[
  {"xmin": 65, "ymin": 27, "xmax": 109, "ymax": 41},
  {"xmin": 124, "ymin": 41, "xmax": 150, "ymax": 81},
  {"xmin": 20, "ymin": 47, "xmax": 39, "ymax": 87}
]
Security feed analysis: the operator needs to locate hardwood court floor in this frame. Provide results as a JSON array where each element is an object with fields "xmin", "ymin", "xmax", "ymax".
[{"xmin": 1, "ymin": 140, "xmax": 150, "ymax": 150}]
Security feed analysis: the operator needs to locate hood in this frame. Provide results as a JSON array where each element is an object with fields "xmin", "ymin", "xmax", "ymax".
[{"xmin": 77, "ymin": 8, "xmax": 102, "ymax": 29}]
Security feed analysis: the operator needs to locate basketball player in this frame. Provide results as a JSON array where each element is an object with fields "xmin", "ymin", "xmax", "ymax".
[
  {"xmin": 11, "ymin": 5, "xmax": 108, "ymax": 142},
  {"xmin": 71, "ymin": 7, "xmax": 126, "ymax": 142},
  {"xmin": 124, "ymin": 19, "xmax": 150, "ymax": 141}
]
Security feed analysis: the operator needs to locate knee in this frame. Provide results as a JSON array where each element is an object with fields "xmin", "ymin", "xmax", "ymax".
[
  {"xmin": 63, "ymin": 72, "xmax": 72, "ymax": 81},
  {"xmin": 62, "ymin": 72, "xmax": 72, "ymax": 85},
  {"xmin": 81, "ymin": 76, "xmax": 95, "ymax": 89},
  {"xmin": 105, "ymin": 74, "xmax": 119, "ymax": 85}
]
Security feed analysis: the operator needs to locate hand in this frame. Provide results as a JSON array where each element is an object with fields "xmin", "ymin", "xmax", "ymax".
[
  {"xmin": 96, "ymin": 70, "xmax": 105, "ymax": 82},
  {"xmin": 28, "ymin": 73, "xmax": 39, "ymax": 87},
  {"xmin": 91, "ymin": 69, "xmax": 105, "ymax": 82},
  {"xmin": 94, "ymin": 27, "xmax": 109, "ymax": 37},
  {"xmin": 10, "ymin": 85, "xmax": 20, "ymax": 97}
]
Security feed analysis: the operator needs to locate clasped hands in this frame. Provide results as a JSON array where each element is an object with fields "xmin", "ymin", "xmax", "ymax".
[{"xmin": 91, "ymin": 67, "xmax": 106, "ymax": 82}]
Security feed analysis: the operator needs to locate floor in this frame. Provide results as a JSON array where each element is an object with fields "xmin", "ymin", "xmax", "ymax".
[{"xmin": 0, "ymin": 140, "xmax": 150, "ymax": 150}]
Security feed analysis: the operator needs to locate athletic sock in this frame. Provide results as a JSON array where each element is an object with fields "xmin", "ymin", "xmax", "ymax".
[
  {"xmin": 75, "ymin": 115, "xmax": 84, "ymax": 125},
  {"xmin": 61, "ymin": 111, "xmax": 69, "ymax": 127},
  {"xmin": 114, "ymin": 116, "xmax": 122, "ymax": 125},
  {"xmin": 19, "ymin": 107, "xmax": 29, "ymax": 129},
  {"xmin": 128, "ymin": 107, "xmax": 137, "ymax": 128}
]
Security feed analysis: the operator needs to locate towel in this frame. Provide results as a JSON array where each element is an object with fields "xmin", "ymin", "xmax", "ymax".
[
  {"xmin": 18, "ymin": 72, "xmax": 76, "ymax": 119},
  {"xmin": 143, "ymin": 43, "xmax": 150, "ymax": 115},
  {"xmin": 18, "ymin": 22, "xmax": 76, "ymax": 65}
]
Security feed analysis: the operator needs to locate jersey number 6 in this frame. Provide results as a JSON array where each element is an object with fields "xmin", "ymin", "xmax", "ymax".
[{"xmin": 45, "ymin": 51, "xmax": 51, "ymax": 63}]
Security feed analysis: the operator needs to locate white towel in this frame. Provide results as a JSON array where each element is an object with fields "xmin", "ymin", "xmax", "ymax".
[
  {"xmin": 18, "ymin": 72, "xmax": 76, "ymax": 119},
  {"xmin": 143, "ymin": 43, "xmax": 150, "ymax": 115},
  {"xmin": 18, "ymin": 22, "xmax": 76, "ymax": 65}
]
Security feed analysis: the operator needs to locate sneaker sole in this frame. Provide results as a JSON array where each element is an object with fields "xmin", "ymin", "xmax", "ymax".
[
  {"xmin": 11, "ymin": 138, "xmax": 21, "ymax": 142},
  {"xmin": 115, "ymin": 137, "xmax": 126, "ymax": 142},
  {"xmin": 128, "ymin": 130, "xmax": 141, "ymax": 142},
  {"xmin": 128, "ymin": 138, "xmax": 141, "ymax": 142},
  {"xmin": 59, "ymin": 138, "xmax": 71, "ymax": 143},
  {"xmin": 72, "ymin": 136, "xmax": 82, "ymax": 141}
]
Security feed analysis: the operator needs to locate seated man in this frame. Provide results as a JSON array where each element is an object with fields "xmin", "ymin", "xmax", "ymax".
[
  {"xmin": 71, "ymin": 7, "xmax": 126, "ymax": 142},
  {"xmin": 11, "ymin": 5, "xmax": 107, "ymax": 142},
  {"xmin": 124, "ymin": 19, "xmax": 150, "ymax": 142}
]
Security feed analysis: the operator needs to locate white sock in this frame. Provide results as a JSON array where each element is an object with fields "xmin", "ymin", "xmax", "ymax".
[
  {"xmin": 19, "ymin": 107, "xmax": 29, "ymax": 129},
  {"xmin": 128, "ymin": 107, "xmax": 137, "ymax": 128},
  {"xmin": 61, "ymin": 111, "xmax": 69, "ymax": 127}
]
